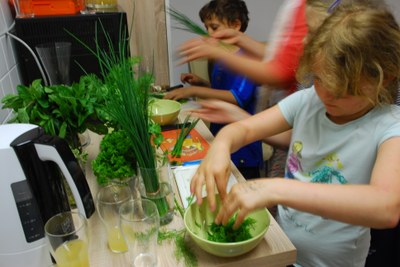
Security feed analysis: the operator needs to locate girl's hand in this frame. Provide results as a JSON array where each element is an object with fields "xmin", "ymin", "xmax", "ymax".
[
  {"xmin": 211, "ymin": 29, "xmax": 243, "ymax": 45},
  {"xmin": 190, "ymin": 99, "xmax": 251, "ymax": 124},
  {"xmin": 190, "ymin": 141, "xmax": 232, "ymax": 211},
  {"xmin": 215, "ymin": 179, "xmax": 269, "ymax": 229},
  {"xmin": 179, "ymin": 37, "xmax": 221, "ymax": 64}
]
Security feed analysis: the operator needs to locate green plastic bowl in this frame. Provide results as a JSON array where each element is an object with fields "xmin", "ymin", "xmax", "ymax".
[
  {"xmin": 184, "ymin": 195, "xmax": 270, "ymax": 257},
  {"xmin": 149, "ymin": 99, "xmax": 181, "ymax": 126}
]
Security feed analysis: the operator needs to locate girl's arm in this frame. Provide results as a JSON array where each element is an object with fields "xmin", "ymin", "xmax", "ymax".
[
  {"xmin": 211, "ymin": 29, "xmax": 267, "ymax": 60},
  {"xmin": 190, "ymin": 99, "xmax": 292, "ymax": 148},
  {"xmin": 179, "ymin": 38, "xmax": 291, "ymax": 88},
  {"xmin": 190, "ymin": 105, "xmax": 291, "ymax": 210},
  {"xmin": 216, "ymin": 137, "xmax": 400, "ymax": 229}
]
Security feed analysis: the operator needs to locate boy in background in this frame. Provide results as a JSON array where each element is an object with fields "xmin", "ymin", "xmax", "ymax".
[{"xmin": 165, "ymin": 0, "xmax": 263, "ymax": 179}]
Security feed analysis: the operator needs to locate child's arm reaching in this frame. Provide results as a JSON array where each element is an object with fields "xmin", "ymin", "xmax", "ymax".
[
  {"xmin": 163, "ymin": 86, "xmax": 237, "ymax": 104},
  {"xmin": 190, "ymin": 99, "xmax": 292, "ymax": 148},
  {"xmin": 215, "ymin": 137, "xmax": 400, "ymax": 230},
  {"xmin": 181, "ymin": 73, "xmax": 210, "ymax": 87},
  {"xmin": 190, "ymin": 105, "xmax": 291, "ymax": 211}
]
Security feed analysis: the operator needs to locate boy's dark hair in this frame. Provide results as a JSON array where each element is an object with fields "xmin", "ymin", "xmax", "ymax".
[{"xmin": 199, "ymin": 0, "xmax": 249, "ymax": 32}]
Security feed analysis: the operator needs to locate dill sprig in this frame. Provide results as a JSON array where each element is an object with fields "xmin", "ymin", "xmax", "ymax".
[
  {"xmin": 167, "ymin": 7, "xmax": 208, "ymax": 36},
  {"xmin": 159, "ymin": 197, "xmax": 197, "ymax": 267},
  {"xmin": 175, "ymin": 233, "xmax": 198, "ymax": 267},
  {"xmin": 158, "ymin": 229, "xmax": 197, "ymax": 267},
  {"xmin": 171, "ymin": 115, "xmax": 200, "ymax": 158}
]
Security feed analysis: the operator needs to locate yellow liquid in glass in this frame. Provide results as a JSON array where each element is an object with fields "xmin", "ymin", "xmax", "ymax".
[
  {"xmin": 54, "ymin": 239, "xmax": 89, "ymax": 267},
  {"xmin": 108, "ymin": 226, "xmax": 128, "ymax": 253}
]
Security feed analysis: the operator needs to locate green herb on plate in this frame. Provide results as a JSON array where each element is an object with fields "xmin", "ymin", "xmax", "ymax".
[{"xmin": 171, "ymin": 115, "xmax": 200, "ymax": 158}]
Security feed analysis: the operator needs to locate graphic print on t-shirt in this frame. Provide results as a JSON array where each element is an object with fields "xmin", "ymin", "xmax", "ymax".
[
  {"xmin": 285, "ymin": 141, "xmax": 348, "ymax": 184},
  {"xmin": 286, "ymin": 141, "xmax": 303, "ymax": 178}
]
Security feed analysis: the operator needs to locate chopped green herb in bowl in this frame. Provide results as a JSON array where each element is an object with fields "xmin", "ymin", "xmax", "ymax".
[
  {"xmin": 184, "ymin": 195, "xmax": 270, "ymax": 257},
  {"xmin": 207, "ymin": 215, "xmax": 256, "ymax": 243}
]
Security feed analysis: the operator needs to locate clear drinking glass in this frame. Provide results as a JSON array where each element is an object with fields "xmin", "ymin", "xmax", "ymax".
[
  {"xmin": 120, "ymin": 199, "xmax": 160, "ymax": 267},
  {"xmin": 137, "ymin": 156, "xmax": 175, "ymax": 225},
  {"xmin": 35, "ymin": 42, "xmax": 71, "ymax": 85},
  {"xmin": 44, "ymin": 211, "xmax": 89, "ymax": 267},
  {"xmin": 96, "ymin": 184, "xmax": 132, "ymax": 253}
]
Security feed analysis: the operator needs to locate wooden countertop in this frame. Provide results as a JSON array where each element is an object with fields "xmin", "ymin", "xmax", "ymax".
[{"xmin": 83, "ymin": 103, "xmax": 296, "ymax": 267}]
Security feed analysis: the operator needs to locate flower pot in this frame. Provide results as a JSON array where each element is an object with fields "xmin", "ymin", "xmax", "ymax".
[{"xmin": 137, "ymin": 158, "xmax": 175, "ymax": 225}]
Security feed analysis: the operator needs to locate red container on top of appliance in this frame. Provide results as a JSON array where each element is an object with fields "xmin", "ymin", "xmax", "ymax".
[{"xmin": 17, "ymin": 0, "xmax": 85, "ymax": 16}]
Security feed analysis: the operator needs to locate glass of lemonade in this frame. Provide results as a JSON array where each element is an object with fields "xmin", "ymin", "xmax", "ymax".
[
  {"xmin": 44, "ymin": 211, "xmax": 89, "ymax": 267},
  {"xmin": 96, "ymin": 184, "xmax": 132, "ymax": 253}
]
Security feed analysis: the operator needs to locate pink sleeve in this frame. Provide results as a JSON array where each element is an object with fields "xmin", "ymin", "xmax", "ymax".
[{"xmin": 266, "ymin": 0, "xmax": 308, "ymax": 92}]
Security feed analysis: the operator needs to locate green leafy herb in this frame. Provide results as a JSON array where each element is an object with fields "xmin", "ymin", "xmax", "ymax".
[
  {"xmin": 158, "ymin": 229, "xmax": 197, "ymax": 267},
  {"xmin": 167, "ymin": 7, "xmax": 232, "ymax": 51},
  {"xmin": 175, "ymin": 233, "xmax": 197, "ymax": 267},
  {"xmin": 207, "ymin": 215, "xmax": 256, "ymax": 243},
  {"xmin": 69, "ymin": 20, "xmax": 156, "ymax": 170},
  {"xmin": 174, "ymin": 197, "xmax": 185, "ymax": 218},
  {"xmin": 167, "ymin": 7, "xmax": 208, "ymax": 36},
  {"xmin": 156, "ymin": 197, "xmax": 198, "ymax": 267},
  {"xmin": 1, "ymin": 75, "xmax": 109, "ymax": 150},
  {"xmin": 68, "ymin": 18, "xmax": 170, "ymax": 217},
  {"xmin": 171, "ymin": 115, "xmax": 200, "ymax": 158},
  {"xmin": 91, "ymin": 129, "xmax": 136, "ymax": 186}
]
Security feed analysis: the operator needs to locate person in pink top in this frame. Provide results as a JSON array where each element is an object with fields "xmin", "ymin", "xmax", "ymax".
[
  {"xmin": 179, "ymin": 0, "xmax": 310, "ymax": 98},
  {"xmin": 179, "ymin": 0, "xmax": 328, "ymax": 178}
]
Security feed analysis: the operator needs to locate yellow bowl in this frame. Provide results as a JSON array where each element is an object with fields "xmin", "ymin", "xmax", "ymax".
[
  {"xmin": 149, "ymin": 99, "xmax": 181, "ymax": 126},
  {"xmin": 184, "ymin": 195, "xmax": 270, "ymax": 257}
]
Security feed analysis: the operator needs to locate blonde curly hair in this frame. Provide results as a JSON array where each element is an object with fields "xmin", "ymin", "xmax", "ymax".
[{"xmin": 297, "ymin": 3, "xmax": 400, "ymax": 105}]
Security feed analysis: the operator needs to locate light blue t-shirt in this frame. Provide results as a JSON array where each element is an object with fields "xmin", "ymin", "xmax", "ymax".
[{"xmin": 277, "ymin": 87, "xmax": 400, "ymax": 267}]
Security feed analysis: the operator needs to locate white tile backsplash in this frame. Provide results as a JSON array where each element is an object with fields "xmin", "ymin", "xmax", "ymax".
[
  {"xmin": 0, "ymin": 36, "xmax": 7, "ymax": 78},
  {"xmin": 0, "ymin": 0, "xmax": 13, "ymax": 28},
  {"xmin": 9, "ymin": 64, "xmax": 21, "ymax": 94},
  {"xmin": 0, "ymin": 6, "xmax": 6, "ymax": 34},
  {"xmin": 1, "ymin": 34, "xmax": 16, "ymax": 69},
  {"xmin": 0, "ymin": 73, "xmax": 13, "ymax": 123}
]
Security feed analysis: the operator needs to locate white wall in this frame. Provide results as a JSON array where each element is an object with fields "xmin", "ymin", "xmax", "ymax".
[
  {"xmin": 166, "ymin": 0, "xmax": 400, "ymax": 86},
  {"xmin": 0, "ymin": 0, "xmax": 22, "ymax": 124},
  {"xmin": 386, "ymin": 0, "xmax": 400, "ymax": 22}
]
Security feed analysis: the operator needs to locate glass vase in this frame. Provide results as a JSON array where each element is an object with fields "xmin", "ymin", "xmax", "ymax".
[
  {"xmin": 137, "ymin": 157, "xmax": 174, "ymax": 225},
  {"xmin": 109, "ymin": 176, "xmax": 141, "ymax": 201}
]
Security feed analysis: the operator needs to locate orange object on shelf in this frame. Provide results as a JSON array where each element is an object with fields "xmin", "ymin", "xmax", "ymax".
[{"xmin": 18, "ymin": 0, "xmax": 85, "ymax": 16}]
